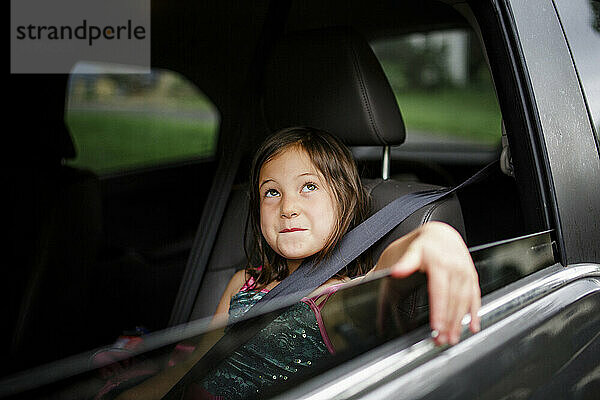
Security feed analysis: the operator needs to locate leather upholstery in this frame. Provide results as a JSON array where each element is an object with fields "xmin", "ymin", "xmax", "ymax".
[
  {"xmin": 365, "ymin": 179, "xmax": 466, "ymax": 262},
  {"xmin": 263, "ymin": 28, "xmax": 406, "ymax": 146},
  {"xmin": 191, "ymin": 186, "xmax": 249, "ymax": 320}
]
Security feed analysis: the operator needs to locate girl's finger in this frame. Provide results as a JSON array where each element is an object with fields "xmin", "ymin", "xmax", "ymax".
[
  {"xmin": 444, "ymin": 271, "xmax": 463, "ymax": 345},
  {"xmin": 448, "ymin": 275, "xmax": 472, "ymax": 345},
  {"xmin": 427, "ymin": 269, "xmax": 450, "ymax": 345},
  {"xmin": 469, "ymin": 281, "xmax": 481, "ymax": 333},
  {"xmin": 390, "ymin": 243, "xmax": 422, "ymax": 278}
]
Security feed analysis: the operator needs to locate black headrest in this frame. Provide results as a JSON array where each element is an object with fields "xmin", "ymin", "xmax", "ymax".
[{"xmin": 262, "ymin": 27, "xmax": 405, "ymax": 147}]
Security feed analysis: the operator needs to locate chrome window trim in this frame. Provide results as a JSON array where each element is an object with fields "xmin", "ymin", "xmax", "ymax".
[{"xmin": 274, "ymin": 263, "xmax": 600, "ymax": 400}]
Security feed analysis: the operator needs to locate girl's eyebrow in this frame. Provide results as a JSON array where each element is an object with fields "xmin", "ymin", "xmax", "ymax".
[
  {"xmin": 259, "ymin": 173, "xmax": 318, "ymax": 188},
  {"xmin": 259, "ymin": 178, "xmax": 274, "ymax": 189}
]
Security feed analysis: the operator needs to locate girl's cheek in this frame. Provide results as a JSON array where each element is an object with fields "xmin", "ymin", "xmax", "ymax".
[{"xmin": 259, "ymin": 222, "xmax": 270, "ymax": 242}]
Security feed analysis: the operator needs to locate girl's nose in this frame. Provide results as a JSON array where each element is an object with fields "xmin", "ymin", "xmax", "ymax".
[
  {"xmin": 281, "ymin": 210, "xmax": 299, "ymax": 218},
  {"xmin": 280, "ymin": 196, "xmax": 299, "ymax": 218}
]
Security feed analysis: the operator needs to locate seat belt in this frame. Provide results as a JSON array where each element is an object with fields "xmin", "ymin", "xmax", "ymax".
[
  {"xmin": 168, "ymin": 139, "xmax": 245, "ymax": 327},
  {"xmin": 164, "ymin": 161, "xmax": 498, "ymax": 397}
]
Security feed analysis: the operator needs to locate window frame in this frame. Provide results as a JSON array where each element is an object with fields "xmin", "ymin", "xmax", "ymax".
[{"xmin": 501, "ymin": 0, "xmax": 600, "ymax": 264}]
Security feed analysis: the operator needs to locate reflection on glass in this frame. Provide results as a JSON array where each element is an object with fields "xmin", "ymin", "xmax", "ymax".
[{"xmin": 2, "ymin": 232, "xmax": 555, "ymax": 399}]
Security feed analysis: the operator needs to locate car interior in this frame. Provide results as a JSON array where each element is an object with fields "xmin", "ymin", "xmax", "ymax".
[{"xmin": 6, "ymin": 0, "xmax": 555, "ymax": 384}]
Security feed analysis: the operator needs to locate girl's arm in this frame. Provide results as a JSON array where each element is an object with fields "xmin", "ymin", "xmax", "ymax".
[
  {"xmin": 368, "ymin": 221, "xmax": 481, "ymax": 346},
  {"xmin": 114, "ymin": 270, "xmax": 247, "ymax": 400}
]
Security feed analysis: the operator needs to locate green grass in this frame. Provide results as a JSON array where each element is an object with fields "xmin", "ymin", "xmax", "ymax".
[
  {"xmin": 395, "ymin": 88, "xmax": 502, "ymax": 144},
  {"xmin": 65, "ymin": 110, "xmax": 217, "ymax": 173}
]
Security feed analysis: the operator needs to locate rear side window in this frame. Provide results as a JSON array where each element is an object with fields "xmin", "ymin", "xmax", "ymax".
[
  {"xmin": 371, "ymin": 29, "xmax": 502, "ymax": 146},
  {"xmin": 65, "ymin": 63, "xmax": 219, "ymax": 175}
]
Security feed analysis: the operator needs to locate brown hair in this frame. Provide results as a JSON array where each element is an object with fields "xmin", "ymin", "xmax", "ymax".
[{"xmin": 245, "ymin": 126, "xmax": 372, "ymax": 287}]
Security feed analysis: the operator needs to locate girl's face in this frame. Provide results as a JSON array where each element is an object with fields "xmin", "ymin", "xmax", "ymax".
[{"xmin": 259, "ymin": 146, "xmax": 337, "ymax": 266}]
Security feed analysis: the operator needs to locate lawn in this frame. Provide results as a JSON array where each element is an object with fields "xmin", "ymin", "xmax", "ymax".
[
  {"xmin": 395, "ymin": 88, "xmax": 502, "ymax": 144},
  {"xmin": 66, "ymin": 110, "xmax": 217, "ymax": 174}
]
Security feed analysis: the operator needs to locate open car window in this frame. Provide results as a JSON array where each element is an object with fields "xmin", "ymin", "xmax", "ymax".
[{"xmin": 2, "ymin": 231, "xmax": 556, "ymax": 400}]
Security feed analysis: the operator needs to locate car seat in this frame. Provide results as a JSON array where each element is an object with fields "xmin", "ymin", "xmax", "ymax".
[{"xmin": 185, "ymin": 27, "xmax": 465, "ymax": 322}]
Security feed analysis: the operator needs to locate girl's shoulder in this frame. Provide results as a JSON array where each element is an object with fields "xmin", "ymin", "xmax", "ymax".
[
  {"xmin": 214, "ymin": 269, "xmax": 252, "ymax": 318},
  {"xmin": 307, "ymin": 276, "xmax": 350, "ymax": 298},
  {"xmin": 223, "ymin": 269, "xmax": 249, "ymax": 299},
  {"xmin": 230, "ymin": 266, "xmax": 265, "ymax": 293}
]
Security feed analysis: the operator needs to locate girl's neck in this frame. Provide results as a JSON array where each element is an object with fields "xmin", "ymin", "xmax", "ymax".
[{"xmin": 286, "ymin": 259, "xmax": 303, "ymax": 274}]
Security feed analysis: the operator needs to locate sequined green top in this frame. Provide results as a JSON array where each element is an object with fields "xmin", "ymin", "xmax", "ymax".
[{"xmin": 197, "ymin": 287, "xmax": 334, "ymax": 399}]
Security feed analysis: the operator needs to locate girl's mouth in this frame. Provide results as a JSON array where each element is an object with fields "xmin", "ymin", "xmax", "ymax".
[{"xmin": 279, "ymin": 228, "xmax": 307, "ymax": 233}]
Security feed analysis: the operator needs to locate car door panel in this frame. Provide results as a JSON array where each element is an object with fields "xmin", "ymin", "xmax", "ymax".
[{"xmin": 272, "ymin": 264, "xmax": 600, "ymax": 400}]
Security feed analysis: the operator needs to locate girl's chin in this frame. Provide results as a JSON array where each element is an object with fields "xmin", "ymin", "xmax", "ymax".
[
  {"xmin": 277, "ymin": 247, "xmax": 317, "ymax": 261},
  {"xmin": 272, "ymin": 238, "xmax": 324, "ymax": 260},
  {"xmin": 280, "ymin": 252, "xmax": 310, "ymax": 260}
]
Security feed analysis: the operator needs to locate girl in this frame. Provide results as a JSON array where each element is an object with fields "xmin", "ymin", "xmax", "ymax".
[{"xmin": 118, "ymin": 127, "xmax": 480, "ymax": 400}]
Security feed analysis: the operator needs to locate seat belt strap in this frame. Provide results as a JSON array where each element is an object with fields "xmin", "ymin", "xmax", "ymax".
[{"xmin": 168, "ymin": 140, "xmax": 245, "ymax": 326}]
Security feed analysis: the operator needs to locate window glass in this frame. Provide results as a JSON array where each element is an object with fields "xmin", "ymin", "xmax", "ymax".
[
  {"xmin": 6, "ymin": 231, "xmax": 555, "ymax": 399},
  {"xmin": 553, "ymin": 0, "xmax": 600, "ymax": 143},
  {"xmin": 65, "ymin": 63, "xmax": 219, "ymax": 174},
  {"xmin": 371, "ymin": 30, "xmax": 502, "ymax": 146}
]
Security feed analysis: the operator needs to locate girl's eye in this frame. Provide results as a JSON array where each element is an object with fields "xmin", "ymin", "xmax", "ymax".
[
  {"xmin": 302, "ymin": 183, "xmax": 317, "ymax": 193},
  {"xmin": 265, "ymin": 189, "xmax": 280, "ymax": 198}
]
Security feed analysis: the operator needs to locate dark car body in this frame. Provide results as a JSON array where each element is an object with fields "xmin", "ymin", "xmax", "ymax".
[{"xmin": 5, "ymin": 0, "xmax": 600, "ymax": 399}]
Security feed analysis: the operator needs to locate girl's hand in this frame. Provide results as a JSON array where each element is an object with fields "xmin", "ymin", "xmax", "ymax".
[{"xmin": 376, "ymin": 221, "xmax": 481, "ymax": 345}]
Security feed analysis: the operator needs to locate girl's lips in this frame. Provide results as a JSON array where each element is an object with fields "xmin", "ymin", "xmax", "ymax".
[{"xmin": 279, "ymin": 228, "xmax": 307, "ymax": 233}]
